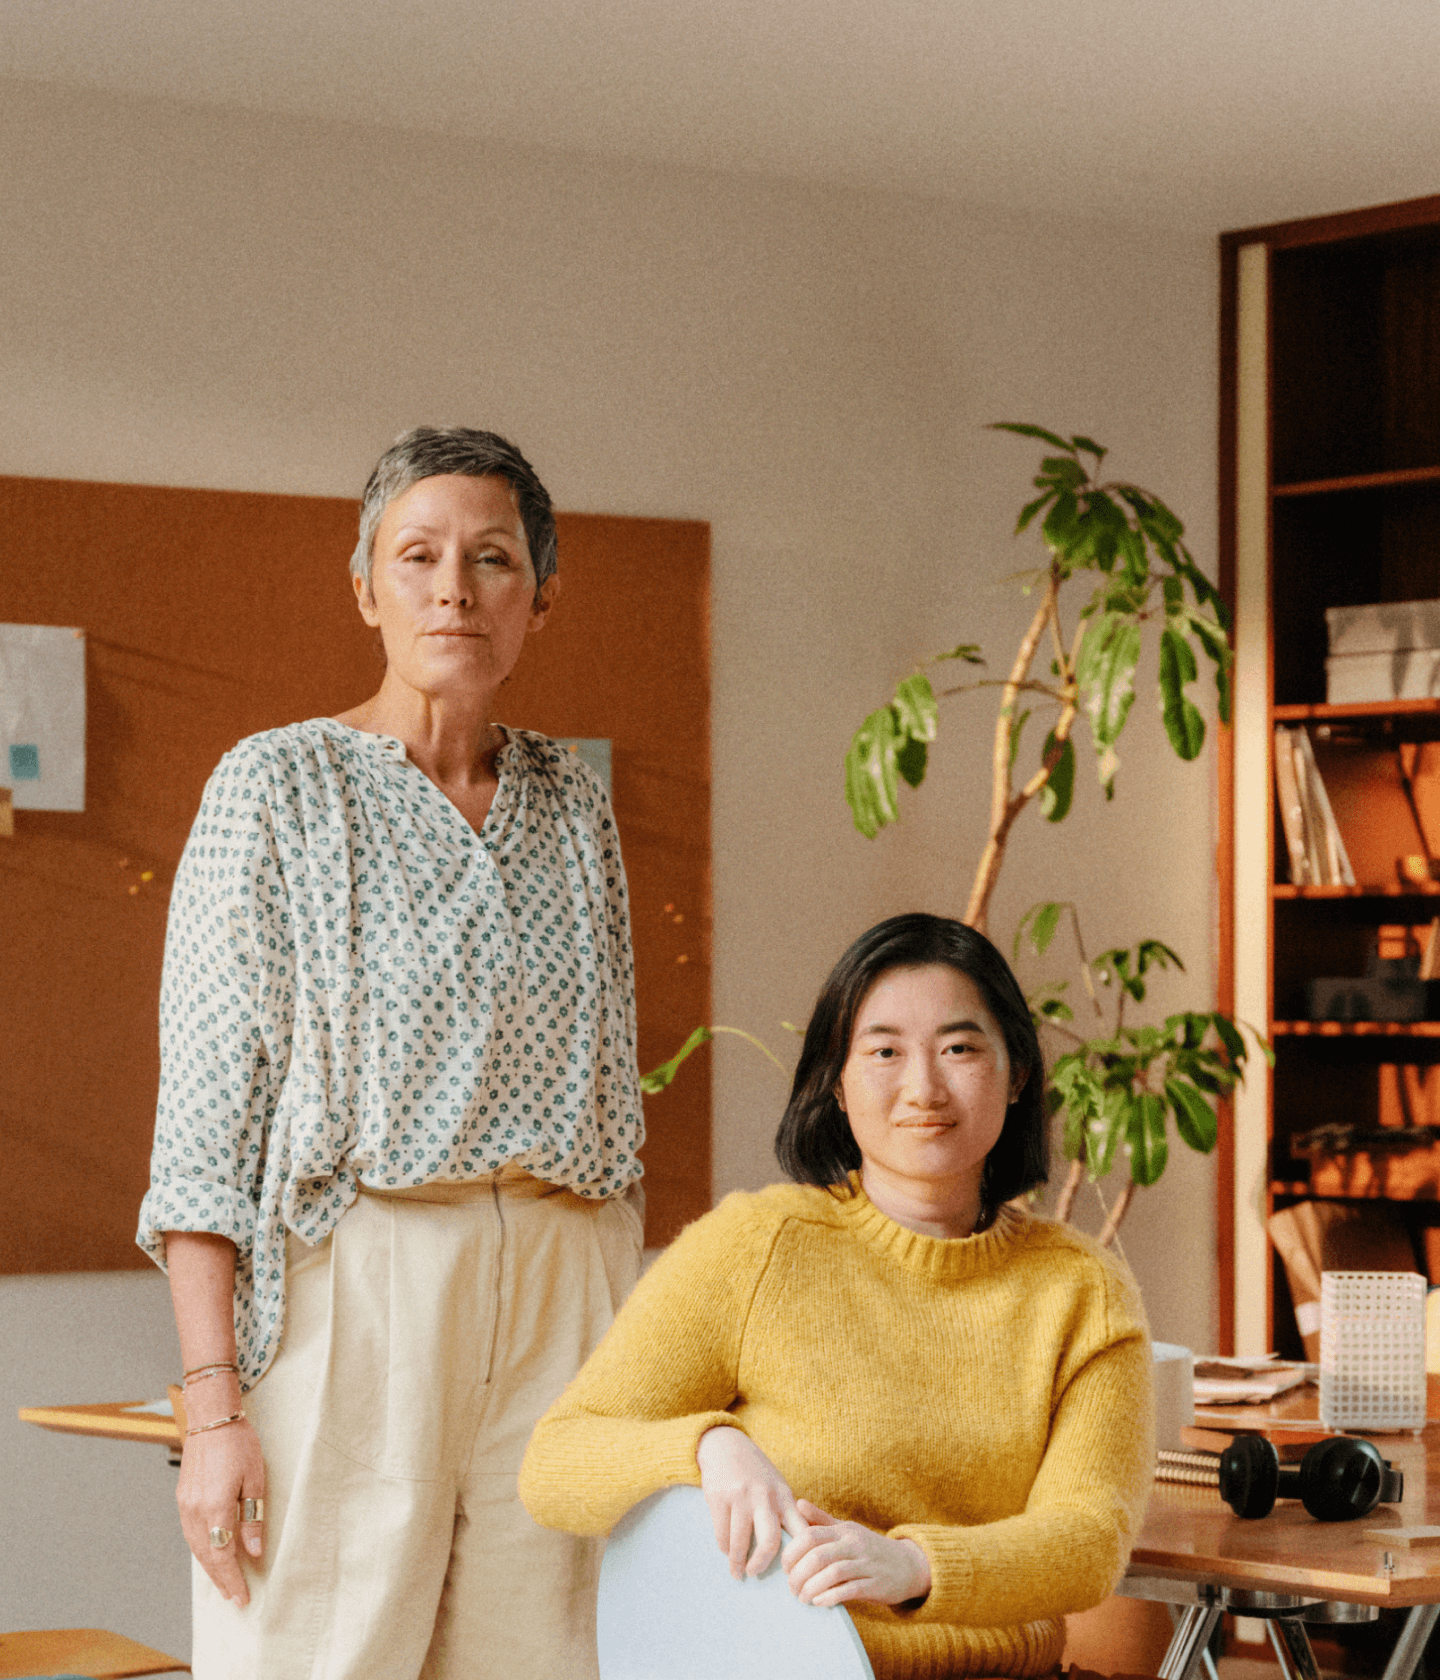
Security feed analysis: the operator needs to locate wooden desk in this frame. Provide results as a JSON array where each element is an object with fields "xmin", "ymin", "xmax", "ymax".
[
  {"xmin": 1125, "ymin": 1385, "xmax": 1440, "ymax": 1680},
  {"xmin": 19, "ymin": 1399, "xmax": 182, "ymax": 1455}
]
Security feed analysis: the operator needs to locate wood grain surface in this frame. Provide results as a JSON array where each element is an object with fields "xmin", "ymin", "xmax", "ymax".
[{"xmin": 1135, "ymin": 1378, "xmax": 1440, "ymax": 1604}]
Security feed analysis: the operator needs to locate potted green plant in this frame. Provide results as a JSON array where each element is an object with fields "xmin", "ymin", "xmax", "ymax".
[
  {"xmin": 840, "ymin": 424, "xmax": 1262, "ymax": 1239},
  {"xmin": 645, "ymin": 425, "xmax": 1264, "ymax": 1242}
]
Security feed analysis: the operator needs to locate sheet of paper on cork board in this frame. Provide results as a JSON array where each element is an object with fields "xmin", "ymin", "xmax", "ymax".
[{"xmin": 0, "ymin": 623, "xmax": 85, "ymax": 811}]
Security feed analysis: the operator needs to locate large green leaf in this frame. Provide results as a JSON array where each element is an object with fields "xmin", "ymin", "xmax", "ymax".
[
  {"xmin": 992, "ymin": 421, "xmax": 1072, "ymax": 451},
  {"xmin": 1077, "ymin": 613, "xmax": 1141, "ymax": 753},
  {"xmin": 1050, "ymin": 1053, "xmax": 1104, "ymax": 1140},
  {"xmin": 1088, "ymin": 1087, "xmax": 1129, "ymax": 1179},
  {"xmin": 1165, "ymin": 1077, "xmax": 1218, "ymax": 1153},
  {"xmin": 1211, "ymin": 1012, "xmax": 1247, "ymax": 1066},
  {"xmin": 1127, "ymin": 1091, "xmax": 1168, "ymax": 1186},
  {"xmin": 1037, "ymin": 729, "xmax": 1075, "ymax": 822},
  {"xmin": 892, "ymin": 671, "xmax": 938, "ymax": 743},
  {"xmin": 1042, "ymin": 489, "xmax": 1081, "ymax": 556},
  {"xmin": 844, "ymin": 674, "xmax": 939, "ymax": 836},
  {"xmin": 1016, "ymin": 491, "xmax": 1057, "ymax": 534},
  {"xmin": 1158, "ymin": 626, "xmax": 1206, "ymax": 760},
  {"xmin": 1016, "ymin": 900, "xmax": 1065, "ymax": 959},
  {"xmin": 895, "ymin": 736, "xmax": 928, "ymax": 788},
  {"xmin": 1136, "ymin": 939, "xmax": 1184, "ymax": 975},
  {"xmin": 844, "ymin": 705, "xmax": 902, "ymax": 838}
]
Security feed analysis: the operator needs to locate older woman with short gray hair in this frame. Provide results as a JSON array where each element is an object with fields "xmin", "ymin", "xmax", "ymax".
[{"xmin": 139, "ymin": 426, "xmax": 645, "ymax": 1679}]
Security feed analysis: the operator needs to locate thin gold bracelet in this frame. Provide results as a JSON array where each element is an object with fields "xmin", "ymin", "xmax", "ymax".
[
  {"xmin": 184, "ymin": 1366, "xmax": 239, "ymax": 1388},
  {"xmin": 184, "ymin": 1411, "xmax": 245, "ymax": 1438},
  {"xmin": 183, "ymin": 1360, "xmax": 238, "ymax": 1381}
]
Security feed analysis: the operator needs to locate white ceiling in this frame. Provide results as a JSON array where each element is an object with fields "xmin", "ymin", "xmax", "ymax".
[{"xmin": 3, "ymin": 0, "xmax": 1438, "ymax": 234}]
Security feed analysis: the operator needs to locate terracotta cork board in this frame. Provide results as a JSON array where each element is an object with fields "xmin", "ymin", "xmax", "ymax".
[{"xmin": 0, "ymin": 474, "xmax": 710, "ymax": 1272}]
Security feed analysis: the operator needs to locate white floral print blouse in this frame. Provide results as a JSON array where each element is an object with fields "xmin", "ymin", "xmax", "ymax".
[{"xmin": 137, "ymin": 719, "xmax": 644, "ymax": 1389}]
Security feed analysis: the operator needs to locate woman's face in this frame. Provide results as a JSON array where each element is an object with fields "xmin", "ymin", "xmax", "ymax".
[
  {"xmin": 355, "ymin": 473, "xmax": 556, "ymax": 701},
  {"xmin": 837, "ymin": 963, "xmax": 1023, "ymax": 1206}
]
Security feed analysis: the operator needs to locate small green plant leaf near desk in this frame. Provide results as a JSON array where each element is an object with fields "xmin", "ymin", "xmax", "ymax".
[
  {"xmin": 1016, "ymin": 898, "xmax": 1270, "ymax": 1241},
  {"xmin": 643, "ymin": 426, "xmax": 1265, "ymax": 1242}
]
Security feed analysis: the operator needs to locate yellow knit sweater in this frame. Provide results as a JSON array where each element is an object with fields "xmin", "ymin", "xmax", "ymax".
[{"xmin": 519, "ymin": 1180, "xmax": 1154, "ymax": 1680}]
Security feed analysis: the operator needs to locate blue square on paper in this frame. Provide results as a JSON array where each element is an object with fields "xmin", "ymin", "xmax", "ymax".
[{"xmin": 9, "ymin": 743, "xmax": 40, "ymax": 781}]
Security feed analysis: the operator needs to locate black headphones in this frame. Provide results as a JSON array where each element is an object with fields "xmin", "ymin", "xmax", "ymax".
[{"xmin": 1220, "ymin": 1435, "xmax": 1404, "ymax": 1522}]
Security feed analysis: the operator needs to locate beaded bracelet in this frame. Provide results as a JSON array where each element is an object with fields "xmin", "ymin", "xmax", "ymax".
[{"xmin": 185, "ymin": 1411, "xmax": 245, "ymax": 1438}]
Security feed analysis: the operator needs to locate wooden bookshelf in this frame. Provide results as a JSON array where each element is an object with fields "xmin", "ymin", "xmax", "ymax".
[
  {"xmin": 1274, "ymin": 884, "xmax": 1440, "ymax": 900},
  {"xmin": 1273, "ymin": 464, "xmax": 1440, "ymax": 498},
  {"xmin": 1220, "ymin": 196, "xmax": 1440, "ymax": 1356},
  {"xmin": 1272, "ymin": 1021, "xmax": 1440, "ymax": 1039}
]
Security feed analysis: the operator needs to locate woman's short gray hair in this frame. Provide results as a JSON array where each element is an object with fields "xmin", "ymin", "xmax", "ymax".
[{"xmin": 350, "ymin": 426, "xmax": 557, "ymax": 599}]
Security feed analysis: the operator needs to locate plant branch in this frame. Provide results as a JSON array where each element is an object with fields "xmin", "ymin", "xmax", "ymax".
[
  {"xmin": 965, "ymin": 571, "xmax": 1061, "ymax": 934},
  {"xmin": 1097, "ymin": 1181, "xmax": 1137, "ymax": 1248},
  {"xmin": 1054, "ymin": 1155, "xmax": 1086, "ymax": 1223},
  {"xmin": 708, "ymin": 1026, "xmax": 788, "ymax": 1076},
  {"xmin": 935, "ymin": 678, "xmax": 1072, "ymax": 703},
  {"xmin": 1066, "ymin": 905, "xmax": 1104, "ymax": 1022}
]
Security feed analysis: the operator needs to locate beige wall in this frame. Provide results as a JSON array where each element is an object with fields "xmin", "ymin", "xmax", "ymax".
[{"xmin": 0, "ymin": 77, "xmax": 1218, "ymax": 1654}]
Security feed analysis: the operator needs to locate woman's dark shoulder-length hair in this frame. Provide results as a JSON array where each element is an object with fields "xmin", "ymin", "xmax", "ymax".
[{"xmin": 775, "ymin": 912, "xmax": 1048, "ymax": 1210}]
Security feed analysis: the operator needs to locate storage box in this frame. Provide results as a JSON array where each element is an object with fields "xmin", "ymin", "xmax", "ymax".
[
  {"xmin": 1319, "ymin": 1269, "xmax": 1426, "ymax": 1431},
  {"xmin": 1306, "ymin": 976, "xmax": 1440, "ymax": 1022},
  {"xmin": 1325, "ymin": 599, "xmax": 1440, "ymax": 703},
  {"xmin": 1327, "ymin": 599, "xmax": 1440, "ymax": 657},
  {"xmin": 1327, "ymin": 649, "xmax": 1440, "ymax": 704}
]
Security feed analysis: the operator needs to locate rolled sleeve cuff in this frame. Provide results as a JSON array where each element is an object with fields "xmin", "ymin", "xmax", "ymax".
[{"xmin": 136, "ymin": 1178, "xmax": 258, "ymax": 1271}]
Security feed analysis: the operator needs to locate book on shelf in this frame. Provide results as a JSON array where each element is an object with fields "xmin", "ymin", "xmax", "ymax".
[
  {"xmin": 1295, "ymin": 726, "xmax": 1356, "ymax": 886},
  {"xmin": 1274, "ymin": 726, "xmax": 1310, "ymax": 885},
  {"xmin": 1273, "ymin": 724, "xmax": 1355, "ymax": 887}
]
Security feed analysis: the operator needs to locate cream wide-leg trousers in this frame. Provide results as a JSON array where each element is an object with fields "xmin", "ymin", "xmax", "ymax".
[{"xmin": 191, "ymin": 1171, "xmax": 644, "ymax": 1680}]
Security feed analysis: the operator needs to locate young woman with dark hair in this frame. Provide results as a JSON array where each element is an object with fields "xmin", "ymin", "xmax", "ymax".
[{"xmin": 520, "ymin": 913, "xmax": 1154, "ymax": 1680}]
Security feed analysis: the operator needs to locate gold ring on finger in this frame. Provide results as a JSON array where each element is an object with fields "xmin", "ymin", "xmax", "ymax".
[
  {"xmin": 240, "ymin": 1498, "xmax": 265, "ymax": 1523},
  {"xmin": 209, "ymin": 1526, "xmax": 233, "ymax": 1549}
]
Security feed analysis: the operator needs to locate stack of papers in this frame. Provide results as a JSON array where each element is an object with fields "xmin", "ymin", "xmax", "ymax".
[{"xmin": 1191, "ymin": 1355, "xmax": 1316, "ymax": 1405}]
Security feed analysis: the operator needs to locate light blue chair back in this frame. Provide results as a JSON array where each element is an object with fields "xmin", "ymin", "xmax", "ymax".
[{"xmin": 597, "ymin": 1485, "xmax": 876, "ymax": 1679}]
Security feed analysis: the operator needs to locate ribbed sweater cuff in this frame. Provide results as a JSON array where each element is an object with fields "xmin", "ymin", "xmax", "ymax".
[
  {"xmin": 886, "ymin": 1524, "xmax": 976, "ymax": 1623},
  {"xmin": 650, "ymin": 1411, "xmax": 746, "ymax": 1488}
]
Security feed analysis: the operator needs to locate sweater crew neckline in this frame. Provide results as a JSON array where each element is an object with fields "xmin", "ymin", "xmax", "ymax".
[{"xmin": 831, "ymin": 1177, "xmax": 1026, "ymax": 1279}]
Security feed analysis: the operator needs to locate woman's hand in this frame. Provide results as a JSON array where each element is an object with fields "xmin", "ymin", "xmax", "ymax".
[
  {"xmin": 782, "ymin": 1499, "xmax": 931, "ymax": 1607},
  {"xmin": 695, "ymin": 1426, "xmax": 807, "ymax": 1579},
  {"xmin": 176, "ymin": 1407, "xmax": 267, "ymax": 1606},
  {"xmin": 164, "ymin": 1233, "xmax": 264, "ymax": 1607}
]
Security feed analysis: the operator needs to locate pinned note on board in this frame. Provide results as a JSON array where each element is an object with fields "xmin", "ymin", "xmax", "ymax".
[{"xmin": 0, "ymin": 624, "xmax": 86, "ymax": 811}]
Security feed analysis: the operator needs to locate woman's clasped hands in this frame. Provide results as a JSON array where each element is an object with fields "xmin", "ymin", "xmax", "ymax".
[{"xmin": 695, "ymin": 1426, "xmax": 930, "ymax": 1608}]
